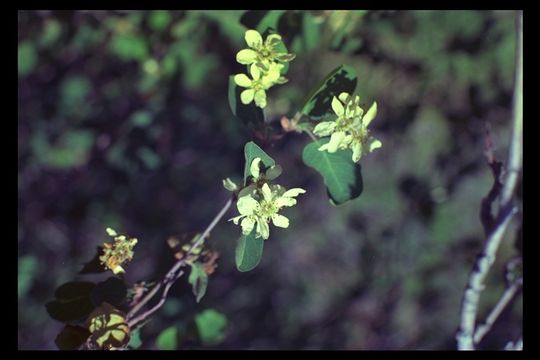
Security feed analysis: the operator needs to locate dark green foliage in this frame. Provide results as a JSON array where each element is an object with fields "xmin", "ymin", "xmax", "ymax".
[
  {"xmin": 303, "ymin": 138, "xmax": 363, "ymax": 205},
  {"xmin": 90, "ymin": 277, "xmax": 127, "ymax": 308},
  {"xmin": 235, "ymin": 228, "xmax": 264, "ymax": 272},
  {"xmin": 54, "ymin": 325, "xmax": 91, "ymax": 350},
  {"xmin": 302, "ymin": 64, "xmax": 358, "ymax": 120},
  {"xmin": 46, "ymin": 282, "xmax": 96, "ymax": 322},
  {"xmin": 243, "ymin": 141, "xmax": 275, "ymax": 185}
]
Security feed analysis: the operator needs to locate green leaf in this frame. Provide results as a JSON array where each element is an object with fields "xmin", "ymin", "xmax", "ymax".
[
  {"xmin": 302, "ymin": 138, "xmax": 363, "ymax": 205},
  {"xmin": 301, "ymin": 64, "xmax": 358, "ymax": 120},
  {"xmin": 228, "ymin": 76, "xmax": 265, "ymax": 129},
  {"xmin": 243, "ymin": 141, "xmax": 275, "ymax": 185},
  {"xmin": 55, "ymin": 325, "xmax": 90, "ymax": 350},
  {"xmin": 127, "ymin": 328, "xmax": 142, "ymax": 349},
  {"xmin": 195, "ymin": 309, "xmax": 227, "ymax": 345},
  {"xmin": 302, "ymin": 12, "xmax": 321, "ymax": 52},
  {"xmin": 235, "ymin": 228, "xmax": 264, "ymax": 272},
  {"xmin": 18, "ymin": 41, "xmax": 37, "ymax": 76},
  {"xmin": 156, "ymin": 326, "xmax": 178, "ymax": 350},
  {"xmin": 18, "ymin": 255, "xmax": 38, "ymax": 299},
  {"xmin": 148, "ymin": 10, "xmax": 171, "ymax": 31},
  {"xmin": 109, "ymin": 33, "xmax": 148, "ymax": 61},
  {"xmin": 188, "ymin": 263, "xmax": 208, "ymax": 303},
  {"xmin": 90, "ymin": 277, "xmax": 127, "ymax": 308},
  {"xmin": 46, "ymin": 281, "xmax": 96, "ymax": 322}
]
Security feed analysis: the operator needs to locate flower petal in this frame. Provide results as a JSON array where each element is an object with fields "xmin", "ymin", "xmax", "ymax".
[
  {"xmin": 275, "ymin": 197, "xmax": 296, "ymax": 208},
  {"xmin": 275, "ymin": 53, "xmax": 296, "ymax": 62},
  {"xmin": 236, "ymin": 49, "xmax": 258, "ymax": 65},
  {"xmin": 271, "ymin": 213, "xmax": 289, "ymax": 228},
  {"xmin": 362, "ymin": 101, "xmax": 377, "ymax": 127},
  {"xmin": 352, "ymin": 141, "xmax": 363, "ymax": 163},
  {"xmin": 245, "ymin": 29, "xmax": 263, "ymax": 48},
  {"xmin": 313, "ymin": 121, "xmax": 337, "ymax": 137},
  {"xmin": 338, "ymin": 92, "xmax": 351, "ymax": 103},
  {"xmin": 368, "ymin": 138, "xmax": 382, "ymax": 152},
  {"xmin": 237, "ymin": 195, "xmax": 259, "ymax": 216},
  {"xmin": 261, "ymin": 183, "xmax": 273, "ymax": 202},
  {"xmin": 234, "ymin": 73, "xmax": 252, "ymax": 88},
  {"xmin": 331, "ymin": 96, "xmax": 344, "ymax": 116},
  {"xmin": 254, "ymin": 90, "xmax": 267, "ymax": 108},
  {"xmin": 240, "ymin": 89, "xmax": 255, "ymax": 104},
  {"xmin": 250, "ymin": 64, "xmax": 261, "ymax": 80},
  {"xmin": 240, "ymin": 217, "xmax": 256, "ymax": 235},
  {"xmin": 229, "ymin": 215, "xmax": 244, "ymax": 225},
  {"xmin": 282, "ymin": 188, "xmax": 306, "ymax": 198},
  {"xmin": 257, "ymin": 219, "xmax": 270, "ymax": 240},
  {"xmin": 265, "ymin": 33, "xmax": 282, "ymax": 47},
  {"xmin": 327, "ymin": 131, "xmax": 346, "ymax": 153},
  {"xmin": 318, "ymin": 142, "xmax": 330, "ymax": 152},
  {"xmin": 250, "ymin": 157, "xmax": 262, "ymax": 179}
]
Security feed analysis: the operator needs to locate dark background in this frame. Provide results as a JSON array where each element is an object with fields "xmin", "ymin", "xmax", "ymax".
[{"xmin": 18, "ymin": 10, "xmax": 522, "ymax": 349}]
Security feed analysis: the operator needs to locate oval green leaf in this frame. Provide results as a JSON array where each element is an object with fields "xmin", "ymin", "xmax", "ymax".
[
  {"xmin": 46, "ymin": 281, "xmax": 96, "ymax": 322},
  {"xmin": 195, "ymin": 309, "xmax": 227, "ymax": 345},
  {"xmin": 301, "ymin": 64, "xmax": 358, "ymax": 120},
  {"xmin": 235, "ymin": 229, "xmax": 264, "ymax": 272},
  {"xmin": 243, "ymin": 141, "xmax": 275, "ymax": 185},
  {"xmin": 55, "ymin": 325, "xmax": 91, "ymax": 350},
  {"xmin": 302, "ymin": 138, "xmax": 363, "ymax": 205},
  {"xmin": 156, "ymin": 326, "xmax": 178, "ymax": 350},
  {"xmin": 90, "ymin": 277, "xmax": 127, "ymax": 308},
  {"xmin": 188, "ymin": 262, "xmax": 208, "ymax": 303}
]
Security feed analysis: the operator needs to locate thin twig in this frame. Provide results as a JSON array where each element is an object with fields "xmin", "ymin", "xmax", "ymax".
[
  {"xmin": 457, "ymin": 206, "xmax": 518, "ymax": 350},
  {"xmin": 505, "ymin": 337, "xmax": 523, "ymax": 351},
  {"xmin": 456, "ymin": 11, "xmax": 523, "ymax": 350},
  {"xmin": 305, "ymin": 128, "xmax": 318, "ymax": 142},
  {"xmin": 474, "ymin": 277, "xmax": 523, "ymax": 344},
  {"xmin": 127, "ymin": 270, "xmax": 184, "ymax": 328},
  {"xmin": 125, "ymin": 197, "xmax": 234, "ymax": 323},
  {"xmin": 501, "ymin": 11, "xmax": 523, "ymax": 206}
]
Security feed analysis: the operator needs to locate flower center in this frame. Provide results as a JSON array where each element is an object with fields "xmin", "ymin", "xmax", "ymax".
[{"xmin": 258, "ymin": 199, "xmax": 277, "ymax": 218}]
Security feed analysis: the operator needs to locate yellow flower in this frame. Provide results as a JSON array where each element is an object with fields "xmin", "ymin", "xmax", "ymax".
[
  {"xmin": 229, "ymin": 183, "xmax": 305, "ymax": 240},
  {"xmin": 314, "ymin": 92, "xmax": 382, "ymax": 162}
]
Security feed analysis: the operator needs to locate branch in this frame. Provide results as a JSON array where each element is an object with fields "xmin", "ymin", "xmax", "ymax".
[
  {"xmin": 505, "ymin": 337, "xmax": 523, "ymax": 351},
  {"xmin": 125, "ymin": 197, "xmax": 234, "ymax": 326},
  {"xmin": 474, "ymin": 276, "xmax": 522, "ymax": 345},
  {"xmin": 456, "ymin": 11, "xmax": 522, "ymax": 351}
]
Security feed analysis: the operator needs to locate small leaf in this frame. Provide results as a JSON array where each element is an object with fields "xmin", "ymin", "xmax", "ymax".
[
  {"xmin": 302, "ymin": 138, "xmax": 363, "ymax": 205},
  {"xmin": 301, "ymin": 64, "xmax": 357, "ymax": 120},
  {"xmin": 228, "ymin": 76, "xmax": 265, "ymax": 129},
  {"xmin": 46, "ymin": 281, "xmax": 96, "ymax": 322},
  {"xmin": 55, "ymin": 325, "xmax": 90, "ymax": 350},
  {"xmin": 86, "ymin": 303, "xmax": 130, "ymax": 350},
  {"xmin": 243, "ymin": 141, "xmax": 275, "ymax": 185},
  {"xmin": 90, "ymin": 277, "xmax": 127, "ymax": 308},
  {"xmin": 188, "ymin": 263, "xmax": 208, "ymax": 303},
  {"xmin": 79, "ymin": 247, "xmax": 108, "ymax": 274},
  {"xmin": 235, "ymin": 228, "xmax": 264, "ymax": 272},
  {"xmin": 156, "ymin": 326, "xmax": 178, "ymax": 350},
  {"xmin": 195, "ymin": 309, "xmax": 227, "ymax": 345},
  {"xmin": 127, "ymin": 328, "xmax": 142, "ymax": 349}
]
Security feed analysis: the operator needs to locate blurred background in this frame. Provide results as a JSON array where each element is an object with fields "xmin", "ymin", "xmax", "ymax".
[{"xmin": 18, "ymin": 10, "xmax": 522, "ymax": 350}]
